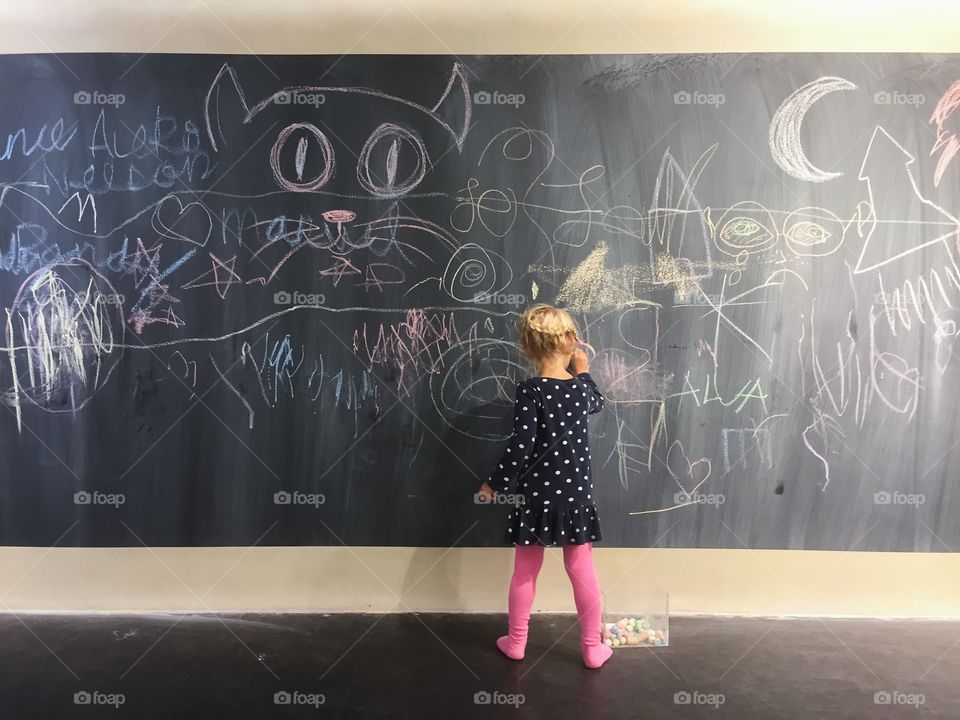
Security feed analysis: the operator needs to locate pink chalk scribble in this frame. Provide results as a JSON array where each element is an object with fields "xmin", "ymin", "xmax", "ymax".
[
  {"xmin": 352, "ymin": 309, "xmax": 479, "ymax": 394},
  {"xmin": 930, "ymin": 79, "xmax": 960, "ymax": 187},
  {"xmin": 591, "ymin": 349, "xmax": 670, "ymax": 404}
]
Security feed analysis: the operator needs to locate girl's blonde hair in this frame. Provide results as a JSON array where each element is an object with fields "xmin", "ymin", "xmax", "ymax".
[{"xmin": 516, "ymin": 304, "xmax": 580, "ymax": 363}]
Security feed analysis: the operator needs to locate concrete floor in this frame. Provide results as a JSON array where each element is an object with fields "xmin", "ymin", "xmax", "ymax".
[{"xmin": 1, "ymin": 613, "xmax": 957, "ymax": 718}]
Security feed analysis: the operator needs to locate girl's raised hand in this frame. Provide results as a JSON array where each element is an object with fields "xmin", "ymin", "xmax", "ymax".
[
  {"xmin": 570, "ymin": 345, "xmax": 589, "ymax": 374},
  {"xmin": 477, "ymin": 482, "xmax": 496, "ymax": 503}
]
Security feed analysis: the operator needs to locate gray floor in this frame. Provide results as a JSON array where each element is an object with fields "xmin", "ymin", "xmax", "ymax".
[{"xmin": 1, "ymin": 613, "xmax": 957, "ymax": 718}]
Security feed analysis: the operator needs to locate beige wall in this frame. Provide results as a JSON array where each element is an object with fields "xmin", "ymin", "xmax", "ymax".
[
  {"xmin": 0, "ymin": 0, "xmax": 959, "ymax": 617},
  {"xmin": 3, "ymin": 0, "xmax": 960, "ymax": 54},
  {"xmin": 2, "ymin": 547, "xmax": 959, "ymax": 617}
]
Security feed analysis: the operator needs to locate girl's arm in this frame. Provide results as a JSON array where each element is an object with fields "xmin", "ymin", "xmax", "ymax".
[
  {"xmin": 569, "ymin": 344, "xmax": 605, "ymax": 415},
  {"xmin": 576, "ymin": 372, "xmax": 606, "ymax": 414},
  {"xmin": 484, "ymin": 383, "xmax": 539, "ymax": 495}
]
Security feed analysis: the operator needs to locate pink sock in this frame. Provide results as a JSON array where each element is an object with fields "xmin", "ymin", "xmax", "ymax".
[
  {"xmin": 497, "ymin": 545, "xmax": 544, "ymax": 660},
  {"xmin": 563, "ymin": 543, "xmax": 613, "ymax": 669}
]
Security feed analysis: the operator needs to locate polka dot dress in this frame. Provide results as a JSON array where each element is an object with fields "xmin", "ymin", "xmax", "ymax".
[{"xmin": 486, "ymin": 372, "xmax": 605, "ymax": 546}]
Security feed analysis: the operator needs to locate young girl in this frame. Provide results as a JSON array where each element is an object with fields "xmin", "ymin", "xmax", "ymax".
[{"xmin": 477, "ymin": 304, "xmax": 613, "ymax": 669}]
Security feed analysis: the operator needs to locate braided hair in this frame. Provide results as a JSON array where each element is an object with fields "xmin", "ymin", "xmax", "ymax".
[{"xmin": 516, "ymin": 304, "xmax": 580, "ymax": 364}]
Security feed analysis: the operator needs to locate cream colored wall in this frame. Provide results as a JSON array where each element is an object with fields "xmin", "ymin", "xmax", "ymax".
[
  {"xmin": 3, "ymin": 0, "xmax": 960, "ymax": 53},
  {"xmin": 2, "ymin": 547, "xmax": 959, "ymax": 617},
  {"xmin": 0, "ymin": 0, "xmax": 959, "ymax": 617}
]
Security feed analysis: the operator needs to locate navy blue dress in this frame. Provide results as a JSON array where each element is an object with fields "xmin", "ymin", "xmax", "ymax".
[{"xmin": 486, "ymin": 372, "xmax": 605, "ymax": 546}]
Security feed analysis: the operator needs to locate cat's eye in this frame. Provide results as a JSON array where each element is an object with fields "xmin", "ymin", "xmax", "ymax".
[
  {"xmin": 269, "ymin": 122, "xmax": 335, "ymax": 192},
  {"xmin": 357, "ymin": 123, "xmax": 428, "ymax": 198}
]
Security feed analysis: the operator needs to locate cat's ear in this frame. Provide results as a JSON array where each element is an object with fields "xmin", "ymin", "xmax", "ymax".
[
  {"xmin": 204, "ymin": 63, "xmax": 253, "ymax": 153},
  {"xmin": 430, "ymin": 62, "xmax": 472, "ymax": 151}
]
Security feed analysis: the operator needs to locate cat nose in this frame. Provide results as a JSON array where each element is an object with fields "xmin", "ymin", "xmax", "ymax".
[{"xmin": 322, "ymin": 209, "xmax": 356, "ymax": 223}]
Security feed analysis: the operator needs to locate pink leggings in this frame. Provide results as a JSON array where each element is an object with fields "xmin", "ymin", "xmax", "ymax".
[{"xmin": 499, "ymin": 543, "xmax": 609, "ymax": 666}]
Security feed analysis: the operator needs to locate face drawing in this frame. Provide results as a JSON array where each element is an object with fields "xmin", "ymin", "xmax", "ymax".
[{"xmin": 201, "ymin": 62, "xmax": 474, "ymax": 289}]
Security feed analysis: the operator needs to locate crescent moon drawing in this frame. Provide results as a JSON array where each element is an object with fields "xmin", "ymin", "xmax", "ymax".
[{"xmin": 769, "ymin": 76, "xmax": 857, "ymax": 183}]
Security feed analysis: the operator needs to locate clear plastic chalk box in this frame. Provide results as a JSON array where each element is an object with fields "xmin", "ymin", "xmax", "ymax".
[{"xmin": 602, "ymin": 592, "xmax": 669, "ymax": 648}]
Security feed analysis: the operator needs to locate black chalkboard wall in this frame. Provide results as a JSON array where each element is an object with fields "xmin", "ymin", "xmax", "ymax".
[{"xmin": 0, "ymin": 52, "xmax": 958, "ymax": 550}]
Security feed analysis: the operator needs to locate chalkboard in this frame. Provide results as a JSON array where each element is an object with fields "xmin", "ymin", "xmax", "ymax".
[{"xmin": 1, "ymin": 52, "xmax": 959, "ymax": 550}]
